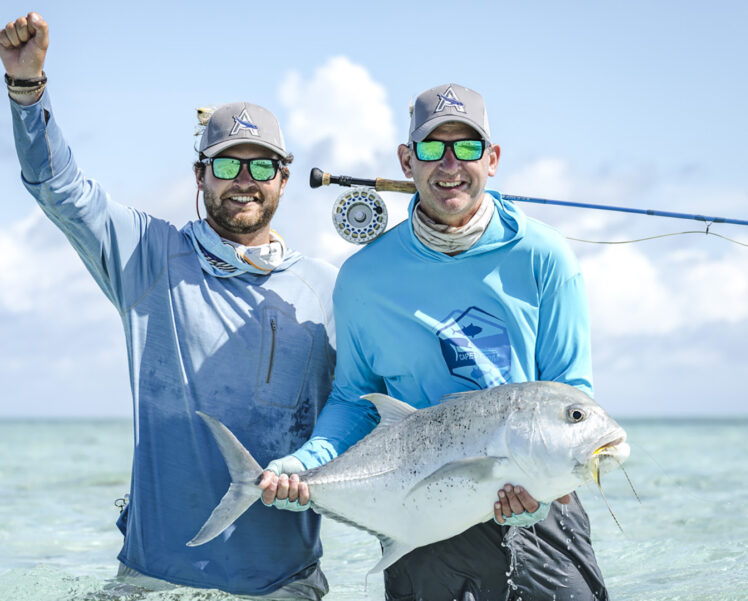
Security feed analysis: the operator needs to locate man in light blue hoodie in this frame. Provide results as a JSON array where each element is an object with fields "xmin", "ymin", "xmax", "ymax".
[
  {"xmin": 262, "ymin": 83, "xmax": 609, "ymax": 601},
  {"xmin": 2, "ymin": 12, "xmax": 336, "ymax": 600}
]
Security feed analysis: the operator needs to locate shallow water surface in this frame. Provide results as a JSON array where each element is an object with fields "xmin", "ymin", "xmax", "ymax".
[{"xmin": 0, "ymin": 418, "xmax": 746, "ymax": 600}]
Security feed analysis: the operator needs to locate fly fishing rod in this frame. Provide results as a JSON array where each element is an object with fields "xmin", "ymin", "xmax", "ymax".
[{"xmin": 310, "ymin": 167, "xmax": 748, "ymax": 244}]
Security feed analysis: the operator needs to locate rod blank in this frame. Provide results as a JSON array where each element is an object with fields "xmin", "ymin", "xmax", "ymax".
[{"xmin": 309, "ymin": 168, "xmax": 748, "ymax": 227}]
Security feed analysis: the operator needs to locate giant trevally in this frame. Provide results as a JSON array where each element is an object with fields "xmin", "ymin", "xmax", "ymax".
[{"xmin": 187, "ymin": 381, "xmax": 629, "ymax": 574}]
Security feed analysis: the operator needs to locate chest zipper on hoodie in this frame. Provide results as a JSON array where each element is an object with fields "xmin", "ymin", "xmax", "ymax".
[{"xmin": 266, "ymin": 318, "xmax": 277, "ymax": 383}]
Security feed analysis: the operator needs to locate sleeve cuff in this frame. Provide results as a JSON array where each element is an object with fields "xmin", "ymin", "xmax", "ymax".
[{"xmin": 292, "ymin": 437, "xmax": 340, "ymax": 470}]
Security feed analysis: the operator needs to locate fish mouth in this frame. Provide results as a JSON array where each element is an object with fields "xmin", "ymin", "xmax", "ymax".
[
  {"xmin": 588, "ymin": 437, "xmax": 633, "ymax": 535},
  {"xmin": 592, "ymin": 436, "xmax": 626, "ymax": 456},
  {"xmin": 579, "ymin": 431, "xmax": 637, "ymax": 534},
  {"xmin": 584, "ymin": 433, "xmax": 630, "ymax": 485}
]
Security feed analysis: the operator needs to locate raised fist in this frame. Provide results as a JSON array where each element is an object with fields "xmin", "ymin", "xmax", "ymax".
[{"xmin": 0, "ymin": 12, "xmax": 49, "ymax": 79}]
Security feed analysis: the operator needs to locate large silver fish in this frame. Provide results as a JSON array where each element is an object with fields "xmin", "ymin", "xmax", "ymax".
[{"xmin": 187, "ymin": 381, "xmax": 629, "ymax": 574}]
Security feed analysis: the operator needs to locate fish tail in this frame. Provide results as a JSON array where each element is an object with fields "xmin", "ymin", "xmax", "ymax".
[{"xmin": 187, "ymin": 411, "xmax": 264, "ymax": 546}]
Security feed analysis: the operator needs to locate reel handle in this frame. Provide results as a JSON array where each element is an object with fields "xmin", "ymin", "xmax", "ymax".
[{"xmin": 309, "ymin": 167, "xmax": 334, "ymax": 188}]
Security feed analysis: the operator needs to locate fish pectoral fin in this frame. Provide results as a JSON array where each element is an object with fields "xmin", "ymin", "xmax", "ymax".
[
  {"xmin": 361, "ymin": 393, "xmax": 417, "ymax": 428},
  {"xmin": 406, "ymin": 456, "xmax": 509, "ymax": 499},
  {"xmin": 367, "ymin": 537, "xmax": 416, "ymax": 575}
]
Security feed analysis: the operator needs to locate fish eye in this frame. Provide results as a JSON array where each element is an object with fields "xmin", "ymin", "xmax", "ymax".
[{"xmin": 567, "ymin": 406, "xmax": 587, "ymax": 423}]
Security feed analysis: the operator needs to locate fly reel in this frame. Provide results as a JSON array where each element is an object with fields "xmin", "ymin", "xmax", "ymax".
[{"xmin": 331, "ymin": 187, "xmax": 388, "ymax": 245}]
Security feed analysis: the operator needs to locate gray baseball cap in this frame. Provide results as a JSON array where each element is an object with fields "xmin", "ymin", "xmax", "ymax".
[
  {"xmin": 408, "ymin": 83, "xmax": 491, "ymax": 143},
  {"xmin": 199, "ymin": 102, "xmax": 289, "ymax": 158}
]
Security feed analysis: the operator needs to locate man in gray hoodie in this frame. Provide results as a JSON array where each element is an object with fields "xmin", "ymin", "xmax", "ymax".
[{"xmin": 2, "ymin": 12, "xmax": 336, "ymax": 599}]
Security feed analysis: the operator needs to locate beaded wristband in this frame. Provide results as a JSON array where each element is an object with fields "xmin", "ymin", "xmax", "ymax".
[{"xmin": 7, "ymin": 84, "xmax": 46, "ymax": 95}]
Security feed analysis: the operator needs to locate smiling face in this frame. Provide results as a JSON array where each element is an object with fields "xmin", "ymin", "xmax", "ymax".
[
  {"xmin": 398, "ymin": 122, "xmax": 500, "ymax": 227},
  {"xmin": 196, "ymin": 143, "xmax": 287, "ymax": 245}
]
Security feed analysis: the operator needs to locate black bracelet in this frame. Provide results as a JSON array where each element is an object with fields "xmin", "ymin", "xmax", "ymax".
[{"xmin": 4, "ymin": 71, "xmax": 47, "ymax": 88}]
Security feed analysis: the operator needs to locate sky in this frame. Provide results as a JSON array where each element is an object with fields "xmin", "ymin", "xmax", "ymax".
[{"xmin": 0, "ymin": 0, "xmax": 746, "ymax": 418}]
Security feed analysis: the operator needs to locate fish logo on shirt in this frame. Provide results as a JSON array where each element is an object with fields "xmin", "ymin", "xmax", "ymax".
[{"xmin": 436, "ymin": 306, "xmax": 511, "ymax": 388}]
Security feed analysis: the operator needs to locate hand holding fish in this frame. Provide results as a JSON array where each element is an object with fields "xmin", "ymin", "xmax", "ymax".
[
  {"xmin": 259, "ymin": 455, "xmax": 311, "ymax": 510},
  {"xmin": 493, "ymin": 483, "xmax": 571, "ymax": 526},
  {"xmin": 259, "ymin": 471, "xmax": 311, "ymax": 508}
]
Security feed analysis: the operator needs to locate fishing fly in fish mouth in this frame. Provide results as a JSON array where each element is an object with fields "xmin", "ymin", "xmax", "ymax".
[
  {"xmin": 589, "ymin": 436, "xmax": 640, "ymax": 530},
  {"xmin": 187, "ymin": 381, "xmax": 634, "ymax": 574}
]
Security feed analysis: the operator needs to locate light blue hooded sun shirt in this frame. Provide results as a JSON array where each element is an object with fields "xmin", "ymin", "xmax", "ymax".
[
  {"xmin": 293, "ymin": 190, "xmax": 593, "ymax": 469},
  {"xmin": 10, "ymin": 90, "xmax": 337, "ymax": 597}
]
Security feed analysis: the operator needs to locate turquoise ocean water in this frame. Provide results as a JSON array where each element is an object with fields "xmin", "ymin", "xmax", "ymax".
[{"xmin": 0, "ymin": 417, "xmax": 746, "ymax": 601}]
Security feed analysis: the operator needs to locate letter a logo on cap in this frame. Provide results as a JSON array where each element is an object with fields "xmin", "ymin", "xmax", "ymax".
[
  {"xmin": 230, "ymin": 109, "xmax": 260, "ymax": 136},
  {"xmin": 434, "ymin": 86, "xmax": 466, "ymax": 114}
]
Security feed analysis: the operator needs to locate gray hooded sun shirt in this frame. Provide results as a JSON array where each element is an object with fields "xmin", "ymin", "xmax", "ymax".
[{"xmin": 10, "ymin": 90, "xmax": 337, "ymax": 597}]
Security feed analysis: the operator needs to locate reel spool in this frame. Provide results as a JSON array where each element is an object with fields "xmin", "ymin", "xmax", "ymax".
[{"xmin": 331, "ymin": 187, "xmax": 388, "ymax": 244}]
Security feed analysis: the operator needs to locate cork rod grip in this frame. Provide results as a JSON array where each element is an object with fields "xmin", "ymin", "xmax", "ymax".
[
  {"xmin": 309, "ymin": 167, "xmax": 415, "ymax": 194},
  {"xmin": 374, "ymin": 178, "xmax": 417, "ymax": 194}
]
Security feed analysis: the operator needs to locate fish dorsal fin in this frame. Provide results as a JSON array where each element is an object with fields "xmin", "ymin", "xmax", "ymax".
[
  {"xmin": 361, "ymin": 393, "xmax": 417, "ymax": 428},
  {"xmin": 367, "ymin": 536, "xmax": 416, "ymax": 575},
  {"xmin": 406, "ymin": 456, "xmax": 509, "ymax": 499}
]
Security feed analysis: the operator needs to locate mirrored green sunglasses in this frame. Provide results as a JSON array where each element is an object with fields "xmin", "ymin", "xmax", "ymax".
[
  {"xmin": 413, "ymin": 139, "xmax": 485, "ymax": 162},
  {"xmin": 204, "ymin": 157, "xmax": 280, "ymax": 181}
]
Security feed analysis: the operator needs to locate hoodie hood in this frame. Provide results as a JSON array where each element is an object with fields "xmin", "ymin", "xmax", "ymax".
[{"xmin": 182, "ymin": 219, "xmax": 302, "ymax": 277}]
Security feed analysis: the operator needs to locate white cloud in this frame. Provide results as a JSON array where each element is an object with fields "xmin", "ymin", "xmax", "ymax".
[
  {"xmin": 149, "ymin": 174, "xmax": 202, "ymax": 227},
  {"xmin": 501, "ymin": 157, "xmax": 748, "ymax": 416},
  {"xmin": 503, "ymin": 158, "xmax": 654, "ymax": 208},
  {"xmin": 274, "ymin": 57, "xmax": 407, "ymax": 266},
  {"xmin": 503, "ymin": 158, "xmax": 574, "ymax": 200},
  {"xmin": 669, "ymin": 248, "xmax": 748, "ymax": 324},
  {"xmin": 278, "ymin": 56, "xmax": 397, "ymax": 171},
  {"xmin": 0, "ymin": 209, "xmax": 104, "ymax": 320},
  {"xmin": 579, "ymin": 234, "xmax": 748, "ymax": 339},
  {"xmin": 503, "ymin": 157, "xmax": 748, "ymax": 337},
  {"xmin": 0, "ymin": 175, "xmax": 205, "ymax": 417},
  {"xmin": 0, "ymin": 175, "xmax": 200, "ymax": 318},
  {"xmin": 581, "ymin": 245, "xmax": 682, "ymax": 337},
  {"xmin": 0, "ymin": 213, "xmax": 40, "ymax": 313}
]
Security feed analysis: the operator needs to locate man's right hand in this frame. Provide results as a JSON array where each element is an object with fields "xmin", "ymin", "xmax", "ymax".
[
  {"xmin": 258, "ymin": 455, "xmax": 311, "ymax": 510},
  {"xmin": 0, "ymin": 12, "xmax": 49, "ymax": 79}
]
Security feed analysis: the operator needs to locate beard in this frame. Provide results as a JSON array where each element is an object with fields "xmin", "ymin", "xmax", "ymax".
[{"xmin": 202, "ymin": 186, "xmax": 278, "ymax": 236}]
